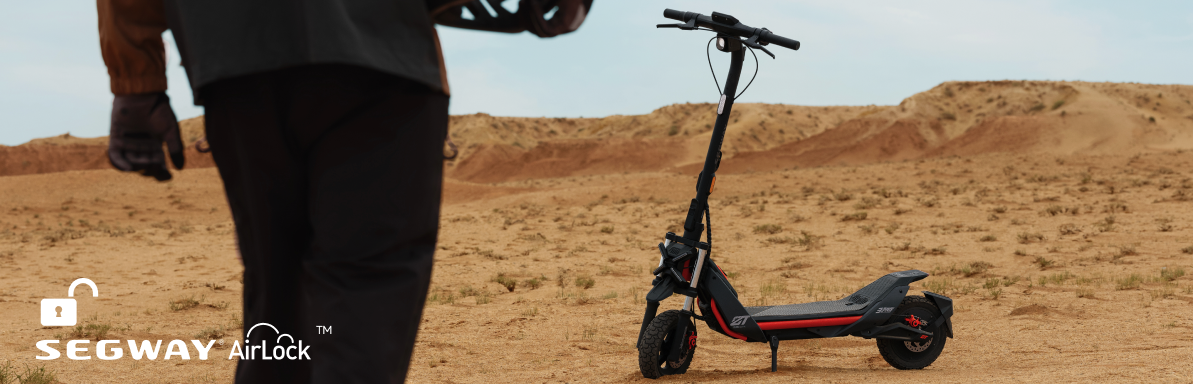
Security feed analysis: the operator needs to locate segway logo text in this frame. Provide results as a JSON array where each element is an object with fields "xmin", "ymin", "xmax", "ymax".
[{"xmin": 34, "ymin": 323, "xmax": 310, "ymax": 361}]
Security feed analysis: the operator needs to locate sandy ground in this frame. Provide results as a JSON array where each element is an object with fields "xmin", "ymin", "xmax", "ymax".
[
  {"xmin": 3, "ymin": 149, "xmax": 1193, "ymax": 383},
  {"xmin": 2, "ymin": 80, "xmax": 1192, "ymax": 382}
]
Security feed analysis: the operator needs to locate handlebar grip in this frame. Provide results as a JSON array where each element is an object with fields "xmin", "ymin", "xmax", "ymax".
[
  {"xmin": 762, "ymin": 31, "xmax": 800, "ymax": 51},
  {"xmin": 663, "ymin": 8, "xmax": 688, "ymax": 22}
]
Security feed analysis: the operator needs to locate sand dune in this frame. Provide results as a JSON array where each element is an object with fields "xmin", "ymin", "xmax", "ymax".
[
  {"xmin": 725, "ymin": 81, "xmax": 1193, "ymax": 173},
  {"xmin": 5, "ymin": 82, "xmax": 1193, "ymax": 184}
]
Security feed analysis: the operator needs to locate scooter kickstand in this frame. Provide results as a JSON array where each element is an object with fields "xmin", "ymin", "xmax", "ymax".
[{"xmin": 769, "ymin": 336, "xmax": 779, "ymax": 372}]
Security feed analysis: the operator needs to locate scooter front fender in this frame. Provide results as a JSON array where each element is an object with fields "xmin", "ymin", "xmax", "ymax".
[{"xmin": 646, "ymin": 277, "xmax": 676, "ymax": 302}]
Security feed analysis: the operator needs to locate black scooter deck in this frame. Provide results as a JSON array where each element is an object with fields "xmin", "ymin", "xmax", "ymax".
[{"xmin": 744, "ymin": 270, "xmax": 927, "ymax": 322}]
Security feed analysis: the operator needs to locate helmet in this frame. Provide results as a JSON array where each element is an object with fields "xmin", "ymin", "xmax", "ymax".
[{"xmin": 431, "ymin": 0, "xmax": 593, "ymax": 37}]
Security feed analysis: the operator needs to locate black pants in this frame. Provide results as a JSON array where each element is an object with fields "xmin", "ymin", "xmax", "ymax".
[{"xmin": 204, "ymin": 64, "xmax": 446, "ymax": 384}]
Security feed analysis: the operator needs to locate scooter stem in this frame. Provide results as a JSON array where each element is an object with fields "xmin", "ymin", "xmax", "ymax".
[{"xmin": 682, "ymin": 39, "xmax": 747, "ymax": 242}]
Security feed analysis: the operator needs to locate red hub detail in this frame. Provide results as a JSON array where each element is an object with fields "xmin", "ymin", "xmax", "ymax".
[
  {"xmin": 905, "ymin": 314, "xmax": 923, "ymax": 328},
  {"xmin": 688, "ymin": 333, "xmax": 698, "ymax": 349}
]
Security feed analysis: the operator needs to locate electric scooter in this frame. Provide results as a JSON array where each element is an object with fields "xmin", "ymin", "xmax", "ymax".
[{"xmin": 636, "ymin": 9, "xmax": 955, "ymax": 379}]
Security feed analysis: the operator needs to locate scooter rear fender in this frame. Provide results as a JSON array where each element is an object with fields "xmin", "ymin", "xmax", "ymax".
[{"xmin": 923, "ymin": 291, "xmax": 954, "ymax": 338}]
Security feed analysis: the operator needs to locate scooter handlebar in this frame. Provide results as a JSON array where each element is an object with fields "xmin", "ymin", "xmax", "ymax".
[
  {"xmin": 663, "ymin": 8, "xmax": 688, "ymax": 21},
  {"xmin": 760, "ymin": 30, "xmax": 800, "ymax": 51},
  {"xmin": 662, "ymin": 8, "xmax": 800, "ymax": 51}
]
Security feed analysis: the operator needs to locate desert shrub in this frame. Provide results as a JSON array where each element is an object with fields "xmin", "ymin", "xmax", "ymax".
[
  {"xmin": 492, "ymin": 273, "xmax": 517, "ymax": 292},
  {"xmin": 853, "ymin": 197, "xmax": 880, "ymax": 210},
  {"xmin": 781, "ymin": 257, "xmax": 810, "ymax": 269},
  {"xmin": 1094, "ymin": 216, "xmax": 1116, "ymax": 232},
  {"xmin": 753, "ymin": 224, "xmax": 782, "ymax": 235},
  {"xmin": 524, "ymin": 277, "xmax": 543, "ymax": 290},
  {"xmin": 1041, "ymin": 205, "xmax": 1078, "ymax": 216},
  {"xmin": 68, "ymin": 323, "xmax": 112, "ymax": 340},
  {"xmin": 925, "ymin": 247, "xmax": 947, "ymax": 256},
  {"xmin": 458, "ymin": 285, "xmax": 480, "ymax": 297},
  {"xmin": 961, "ymin": 262, "xmax": 992, "ymax": 277},
  {"xmin": 195, "ymin": 326, "xmax": 227, "ymax": 340},
  {"xmin": 1017, "ymin": 232, "xmax": 1045, "ymax": 244},
  {"xmin": 1058, "ymin": 223, "xmax": 1081, "ymax": 235},
  {"xmin": 575, "ymin": 276, "xmax": 595, "ymax": 289},
  {"xmin": 169, "ymin": 296, "xmax": 200, "ymax": 312},
  {"xmin": 0, "ymin": 362, "xmax": 56, "ymax": 384},
  {"xmin": 841, "ymin": 212, "xmax": 868, "ymax": 222},
  {"xmin": 1116, "ymin": 274, "xmax": 1143, "ymax": 290},
  {"xmin": 832, "ymin": 190, "xmax": 853, "ymax": 202},
  {"xmin": 1160, "ymin": 267, "xmax": 1186, "ymax": 282},
  {"xmin": 796, "ymin": 231, "xmax": 822, "ymax": 250},
  {"xmin": 979, "ymin": 235, "xmax": 997, "ymax": 242},
  {"xmin": 478, "ymin": 249, "xmax": 506, "ymax": 260},
  {"xmin": 924, "ymin": 279, "xmax": 954, "ymax": 295},
  {"xmin": 428, "ymin": 291, "xmax": 455, "ymax": 305},
  {"xmin": 1103, "ymin": 202, "xmax": 1129, "ymax": 214}
]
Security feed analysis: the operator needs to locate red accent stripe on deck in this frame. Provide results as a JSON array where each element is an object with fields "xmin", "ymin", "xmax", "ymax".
[{"xmin": 756, "ymin": 316, "xmax": 862, "ymax": 331}]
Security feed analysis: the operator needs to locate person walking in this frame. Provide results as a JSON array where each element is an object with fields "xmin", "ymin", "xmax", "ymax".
[{"xmin": 98, "ymin": 1, "xmax": 592, "ymax": 382}]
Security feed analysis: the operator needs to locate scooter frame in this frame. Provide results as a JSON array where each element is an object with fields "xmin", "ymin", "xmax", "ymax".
[{"xmin": 638, "ymin": 9, "xmax": 955, "ymax": 375}]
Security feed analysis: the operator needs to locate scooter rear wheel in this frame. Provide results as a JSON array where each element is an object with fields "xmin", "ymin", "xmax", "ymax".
[
  {"xmin": 637, "ymin": 310, "xmax": 695, "ymax": 379},
  {"xmin": 876, "ymin": 295, "xmax": 946, "ymax": 369}
]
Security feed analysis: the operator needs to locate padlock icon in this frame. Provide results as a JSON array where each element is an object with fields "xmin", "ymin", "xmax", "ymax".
[{"xmin": 40, "ymin": 278, "xmax": 98, "ymax": 327}]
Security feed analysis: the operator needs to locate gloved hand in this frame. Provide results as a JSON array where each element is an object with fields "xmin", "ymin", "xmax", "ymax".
[{"xmin": 108, "ymin": 92, "xmax": 184, "ymax": 181}]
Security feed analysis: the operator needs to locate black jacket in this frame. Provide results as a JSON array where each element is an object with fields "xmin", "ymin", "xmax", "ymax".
[{"xmin": 164, "ymin": 0, "xmax": 457, "ymax": 103}]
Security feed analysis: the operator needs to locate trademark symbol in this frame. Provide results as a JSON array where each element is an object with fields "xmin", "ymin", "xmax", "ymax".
[{"xmin": 316, "ymin": 325, "xmax": 332, "ymax": 335}]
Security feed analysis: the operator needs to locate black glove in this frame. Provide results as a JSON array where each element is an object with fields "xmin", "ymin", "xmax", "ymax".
[{"xmin": 108, "ymin": 92, "xmax": 184, "ymax": 181}]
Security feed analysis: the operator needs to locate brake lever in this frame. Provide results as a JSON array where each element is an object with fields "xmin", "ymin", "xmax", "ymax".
[
  {"xmin": 656, "ymin": 18, "xmax": 698, "ymax": 30},
  {"xmin": 743, "ymin": 35, "xmax": 776, "ymax": 59}
]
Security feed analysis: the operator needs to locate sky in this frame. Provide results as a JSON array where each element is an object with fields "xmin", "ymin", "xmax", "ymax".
[{"xmin": 1, "ymin": 1, "xmax": 1191, "ymax": 145}]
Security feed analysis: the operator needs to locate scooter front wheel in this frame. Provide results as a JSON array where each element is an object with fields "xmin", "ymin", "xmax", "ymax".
[
  {"xmin": 876, "ymin": 295, "xmax": 947, "ymax": 369},
  {"xmin": 637, "ymin": 309, "xmax": 696, "ymax": 379}
]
